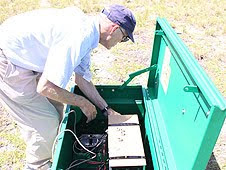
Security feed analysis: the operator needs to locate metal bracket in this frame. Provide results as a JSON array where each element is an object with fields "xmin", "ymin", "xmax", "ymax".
[
  {"xmin": 183, "ymin": 85, "xmax": 200, "ymax": 93},
  {"xmin": 118, "ymin": 64, "xmax": 158, "ymax": 90},
  {"xmin": 155, "ymin": 30, "xmax": 164, "ymax": 36}
]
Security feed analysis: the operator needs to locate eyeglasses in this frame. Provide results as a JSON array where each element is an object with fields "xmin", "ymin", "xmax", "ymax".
[{"xmin": 118, "ymin": 27, "xmax": 129, "ymax": 42}]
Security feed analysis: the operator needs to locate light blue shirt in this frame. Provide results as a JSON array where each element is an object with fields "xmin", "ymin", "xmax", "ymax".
[{"xmin": 0, "ymin": 7, "xmax": 100, "ymax": 88}]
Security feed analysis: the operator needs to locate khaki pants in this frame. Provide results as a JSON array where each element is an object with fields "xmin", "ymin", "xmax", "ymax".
[{"xmin": 0, "ymin": 49, "xmax": 63, "ymax": 170}]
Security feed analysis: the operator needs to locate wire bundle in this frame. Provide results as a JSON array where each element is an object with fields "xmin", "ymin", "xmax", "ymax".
[{"xmin": 52, "ymin": 110, "xmax": 108, "ymax": 170}]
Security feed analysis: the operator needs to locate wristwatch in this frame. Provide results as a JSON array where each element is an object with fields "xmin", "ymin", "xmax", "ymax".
[{"xmin": 101, "ymin": 106, "xmax": 110, "ymax": 114}]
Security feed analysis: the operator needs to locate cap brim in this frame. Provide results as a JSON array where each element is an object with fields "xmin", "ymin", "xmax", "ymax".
[{"xmin": 128, "ymin": 31, "xmax": 135, "ymax": 43}]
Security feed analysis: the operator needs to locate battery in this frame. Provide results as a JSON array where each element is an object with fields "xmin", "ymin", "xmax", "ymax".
[{"xmin": 108, "ymin": 114, "xmax": 146, "ymax": 168}]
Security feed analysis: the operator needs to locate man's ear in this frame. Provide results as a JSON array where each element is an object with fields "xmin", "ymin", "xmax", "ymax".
[{"xmin": 109, "ymin": 23, "xmax": 119, "ymax": 35}]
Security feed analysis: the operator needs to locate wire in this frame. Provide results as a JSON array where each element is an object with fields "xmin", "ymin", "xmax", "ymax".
[
  {"xmin": 98, "ymin": 159, "xmax": 108, "ymax": 170},
  {"xmin": 87, "ymin": 161, "xmax": 104, "ymax": 165},
  {"xmin": 58, "ymin": 110, "xmax": 75, "ymax": 133},
  {"xmin": 52, "ymin": 112, "xmax": 97, "ymax": 163},
  {"xmin": 87, "ymin": 134, "xmax": 107, "ymax": 153},
  {"xmin": 73, "ymin": 133, "xmax": 107, "ymax": 155},
  {"xmin": 52, "ymin": 110, "xmax": 71, "ymax": 161},
  {"xmin": 73, "ymin": 141, "xmax": 83, "ymax": 153},
  {"xmin": 66, "ymin": 155, "xmax": 96, "ymax": 170},
  {"xmin": 98, "ymin": 164, "xmax": 105, "ymax": 170},
  {"xmin": 72, "ymin": 135, "xmax": 100, "ymax": 153},
  {"xmin": 52, "ymin": 110, "xmax": 108, "ymax": 169},
  {"xmin": 52, "ymin": 129, "xmax": 96, "ymax": 161}
]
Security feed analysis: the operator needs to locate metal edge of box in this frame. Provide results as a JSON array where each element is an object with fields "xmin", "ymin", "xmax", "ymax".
[
  {"xmin": 193, "ymin": 106, "xmax": 225, "ymax": 169},
  {"xmin": 143, "ymin": 87, "xmax": 177, "ymax": 170},
  {"xmin": 51, "ymin": 86, "xmax": 75, "ymax": 170}
]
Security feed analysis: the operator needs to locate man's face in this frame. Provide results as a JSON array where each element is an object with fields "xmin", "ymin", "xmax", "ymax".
[{"xmin": 100, "ymin": 25, "xmax": 129, "ymax": 49}]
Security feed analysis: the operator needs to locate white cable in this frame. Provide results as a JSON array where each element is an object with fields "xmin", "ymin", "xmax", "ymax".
[
  {"xmin": 52, "ymin": 111, "xmax": 73, "ymax": 160},
  {"xmin": 52, "ymin": 110, "xmax": 96, "ymax": 162},
  {"xmin": 58, "ymin": 110, "xmax": 75, "ymax": 134},
  {"xmin": 52, "ymin": 110, "xmax": 108, "ymax": 168},
  {"xmin": 52, "ymin": 129, "xmax": 96, "ymax": 161}
]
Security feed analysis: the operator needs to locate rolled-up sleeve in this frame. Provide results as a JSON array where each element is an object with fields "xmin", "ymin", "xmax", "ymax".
[{"xmin": 74, "ymin": 51, "xmax": 92, "ymax": 82}]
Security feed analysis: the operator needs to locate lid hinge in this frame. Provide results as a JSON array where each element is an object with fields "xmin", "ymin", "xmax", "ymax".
[
  {"xmin": 183, "ymin": 85, "xmax": 200, "ymax": 93},
  {"xmin": 118, "ymin": 64, "xmax": 158, "ymax": 90}
]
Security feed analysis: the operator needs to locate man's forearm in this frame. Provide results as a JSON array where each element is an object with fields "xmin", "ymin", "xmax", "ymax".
[
  {"xmin": 37, "ymin": 75, "xmax": 97, "ymax": 122},
  {"xmin": 75, "ymin": 74, "xmax": 108, "ymax": 110},
  {"xmin": 37, "ymin": 75, "xmax": 85, "ymax": 108}
]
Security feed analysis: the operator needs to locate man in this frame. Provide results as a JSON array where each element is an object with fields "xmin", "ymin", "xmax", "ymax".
[{"xmin": 0, "ymin": 4, "xmax": 136, "ymax": 170}]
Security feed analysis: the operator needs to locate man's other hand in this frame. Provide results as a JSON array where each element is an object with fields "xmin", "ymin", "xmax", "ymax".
[
  {"xmin": 80, "ymin": 97, "xmax": 97, "ymax": 123},
  {"xmin": 107, "ymin": 108, "xmax": 121, "ymax": 116}
]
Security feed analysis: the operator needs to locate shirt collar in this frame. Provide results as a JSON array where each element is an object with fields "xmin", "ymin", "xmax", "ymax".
[{"xmin": 92, "ymin": 16, "xmax": 100, "ymax": 49}]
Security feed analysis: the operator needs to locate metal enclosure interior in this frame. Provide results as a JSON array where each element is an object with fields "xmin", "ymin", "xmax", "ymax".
[{"xmin": 51, "ymin": 18, "xmax": 226, "ymax": 170}]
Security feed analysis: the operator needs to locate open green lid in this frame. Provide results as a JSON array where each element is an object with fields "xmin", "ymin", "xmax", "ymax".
[{"xmin": 144, "ymin": 18, "xmax": 226, "ymax": 170}]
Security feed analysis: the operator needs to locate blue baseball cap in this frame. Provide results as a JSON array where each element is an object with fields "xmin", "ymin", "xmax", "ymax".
[{"xmin": 102, "ymin": 4, "xmax": 136, "ymax": 42}]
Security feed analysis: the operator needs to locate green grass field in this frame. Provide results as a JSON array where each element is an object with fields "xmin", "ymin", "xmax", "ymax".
[{"xmin": 0, "ymin": 0, "xmax": 225, "ymax": 169}]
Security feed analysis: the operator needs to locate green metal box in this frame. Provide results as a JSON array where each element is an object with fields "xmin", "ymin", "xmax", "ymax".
[{"xmin": 51, "ymin": 18, "xmax": 226, "ymax": 170}]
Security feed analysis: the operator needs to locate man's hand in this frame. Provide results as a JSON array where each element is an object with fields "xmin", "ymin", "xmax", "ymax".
[
  {"xmin": 75, "ymin": 74, "xmax": 120, "ymax": 119},
  {"xmin": 106, "ymin": 108, "xmax": 121, "ymax": 116},
  {"xmin": 79, "ymin": 97, "xmax": 97, "ymax": 123}
]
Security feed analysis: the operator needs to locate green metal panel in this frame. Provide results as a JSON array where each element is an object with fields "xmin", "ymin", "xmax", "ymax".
[
  {"xmin": 51, "ymin": 86, "xmax": 146, "ymax": 170},
  {"xmin": 51, "ymin": 86, "xmax": 75, "ymax": 170},
  {"xmin": 145, "ymin": 18, "xmax": 226, "ymax": 170}
]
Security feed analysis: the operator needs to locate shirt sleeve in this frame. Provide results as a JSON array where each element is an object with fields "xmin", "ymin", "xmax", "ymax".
[
  {"xmin": 43, "ymin": 14, "xmax": 96, "ymax": 87},
  {"xmin": 43, "ymin": 35, "xmax": 79, "ymax": 89},
  {"xmin": 74, "ymin": 51, "xmax": 92, "ymax": 82}
]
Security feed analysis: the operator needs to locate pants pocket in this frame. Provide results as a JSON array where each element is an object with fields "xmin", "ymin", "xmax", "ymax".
[{"xmin": 1, "ymin": 61, "xmax": 39, "ymax": 104}]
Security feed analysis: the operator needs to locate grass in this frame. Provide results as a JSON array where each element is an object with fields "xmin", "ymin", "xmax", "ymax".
[
  {"xmin": 0, "ymin": 130, "xmax": 26, "ymax": 169},
  {"xmin": 0, "ymin": 0, "xmax": 40, "ymax": 24},
  {"xmin": 49, "ymin": 0, "xmax": 105, "ymax": 12},
  {"xmin": 0, "ymin": 0, "xmax": 225, "ymax": 169}
]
